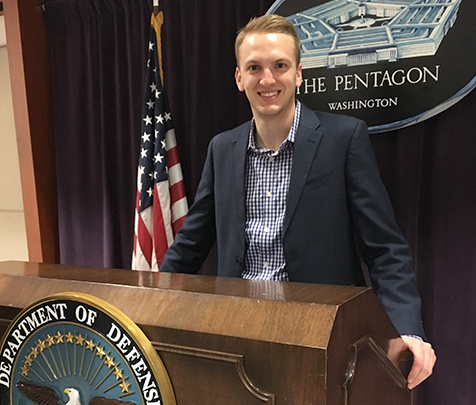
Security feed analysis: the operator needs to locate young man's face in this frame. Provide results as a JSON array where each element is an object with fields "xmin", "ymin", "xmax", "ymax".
[{"xmin": 235, "ymin": 32, "xmax": 303, "ymax": 122}]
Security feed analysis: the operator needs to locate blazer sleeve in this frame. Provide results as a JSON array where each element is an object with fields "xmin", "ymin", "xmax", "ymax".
[
  {"xmin": 345, "ymin": 120, "xmax": 425, "ymax": 338},
  {"xmin": 160, "ymin": 139, "xmax": 217, "ymax": 274}
]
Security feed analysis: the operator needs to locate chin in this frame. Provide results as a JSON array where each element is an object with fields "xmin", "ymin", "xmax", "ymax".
[{"xmin": 261, "ymin": 106, "xmax": 286, "ymax": 117}]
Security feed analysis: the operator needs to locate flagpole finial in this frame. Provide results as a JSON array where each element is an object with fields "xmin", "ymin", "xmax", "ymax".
[{"xmin": 153, "ymin": 0, "xmax": 160, "ymax": 16}]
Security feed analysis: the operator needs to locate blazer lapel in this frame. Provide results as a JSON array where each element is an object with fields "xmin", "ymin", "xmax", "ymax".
[
  {"xmin": 284, "ymin": 106, "xmax": 323, "ymax": 235},
  {"xmin": 231, "ymin": 123, "xmax": 251, "ymax": 243}
]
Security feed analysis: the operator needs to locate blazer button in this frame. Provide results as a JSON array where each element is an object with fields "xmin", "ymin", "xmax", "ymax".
[{"xmin": 235, "ymin": 257, "xmax": 242, "ymax": 267}]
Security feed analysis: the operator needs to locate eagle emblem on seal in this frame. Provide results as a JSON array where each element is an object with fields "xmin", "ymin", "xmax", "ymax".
[{"xmin": 17, "ymin": 381, "xmax": 135, "ymax": 405}]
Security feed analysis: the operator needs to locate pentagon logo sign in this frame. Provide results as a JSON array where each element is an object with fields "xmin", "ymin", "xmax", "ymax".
[
  {"xmin": 0, "ymin": 293, "xmax": 176, "ymax": 405},
  {"xmin": 268, "ymin": 0, "xmax": 476, "ymax": 132}
]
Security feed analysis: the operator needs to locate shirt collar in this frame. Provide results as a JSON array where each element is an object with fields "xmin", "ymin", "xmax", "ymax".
[{"xmin": 247, "ymin": 100, "xmax": 301, "ymax": 151}]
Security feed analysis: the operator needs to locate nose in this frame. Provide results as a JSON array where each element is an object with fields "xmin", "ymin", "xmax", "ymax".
[{"xmin": 260, "ymin": 68, "xmax": 275, "ymax": 86}]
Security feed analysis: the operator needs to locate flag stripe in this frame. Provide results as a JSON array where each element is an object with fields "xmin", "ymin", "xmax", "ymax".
[
  {"xmin": 137, "ymin": 208, "xmax": 153, "ymax": 267},
  {"xmin": 153, "ymin": 182, "xmax": 172, "ymax": 267},
  {"xmin": 168, "ymin": 162, "xmax": 185, "ymax": 187},
  {"xmin": 166, "ymin": 146, "xmax": 180, "ymax": 169},
  {"xmin": 172, "ymin": 197, "xmax": 188, "ymax": 223},
  {"xmin": 172, "ymin": 216, "xmax": 186, "ymax": 235},
  {"xmin": 169, "ymin": 181, "xmax": 186, "ymax": 207},
  {"xmin": 133, "ymin": 190, "xmax": 141, "ymax": 257},
  {"xmin": 165, "ymin": 128, "xmax": 177, "ymax": 149}
]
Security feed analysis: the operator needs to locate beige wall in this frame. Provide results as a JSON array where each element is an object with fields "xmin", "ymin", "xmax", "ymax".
[
  {"xmin": 0, "ymin": 15, "xmax": 28, "ymax": 261},
  {"xmin": 0, "ymin": 13, "xmax": 5, "ymax": 47}
]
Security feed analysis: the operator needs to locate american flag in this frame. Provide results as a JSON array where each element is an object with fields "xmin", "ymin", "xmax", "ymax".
[{"xmin": 132, "ymin": 12, "xmax": 187, "ymax": 271}]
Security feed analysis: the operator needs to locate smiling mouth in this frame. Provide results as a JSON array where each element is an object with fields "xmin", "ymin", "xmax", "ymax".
[{"xmin": 259, "ymin": 91, "xmax": 280, "ymax": 98}]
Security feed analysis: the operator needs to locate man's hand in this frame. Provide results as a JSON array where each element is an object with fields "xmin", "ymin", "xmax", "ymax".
[{"xmin": 401, "ymin": 335, "xmax": 436, "ymax": 389}]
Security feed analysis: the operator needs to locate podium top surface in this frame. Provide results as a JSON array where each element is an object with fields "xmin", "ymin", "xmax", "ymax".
[
  {"xmin": 0, "ymin": 261, "xmax": 370, "ymax": 304},
  {"xmin": 0, "ymin": 261, "xmax": 377, "ymax": 348}
]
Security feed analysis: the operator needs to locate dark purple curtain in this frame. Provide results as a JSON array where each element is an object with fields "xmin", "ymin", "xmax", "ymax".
[
  {"xmin": 44, "ymin": 0, "xmax": 151, "ymax": 268},
  {"xmin": 43, "ymin": 0, "xmax": 476, "ymax": 404},
  {"xmin": 371, "ymin": 92, "xmax": 476, "ymax": 405}
]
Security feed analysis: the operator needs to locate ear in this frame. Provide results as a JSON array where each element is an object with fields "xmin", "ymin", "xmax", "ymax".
[
  {"xmin": 295, "ymin": 63, "xmax": 303, "ymax": 88},
  {"xmin": 235, "ymin": 67, "xmax": 245, "ymax": 92}
]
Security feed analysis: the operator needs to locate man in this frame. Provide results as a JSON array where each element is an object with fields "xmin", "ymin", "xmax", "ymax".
[{"xmin": 161, "ymin": 14, "xmax": 435, "ymax": 388}]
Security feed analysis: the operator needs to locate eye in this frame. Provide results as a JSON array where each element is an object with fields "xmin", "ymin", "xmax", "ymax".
[
  {"xmin": 276, "ymin": 62, "xmax": 286, "ymax": 69},
  {"xmin": 248, "ymin": 65, "xmax": 260, "ymax": 72}
]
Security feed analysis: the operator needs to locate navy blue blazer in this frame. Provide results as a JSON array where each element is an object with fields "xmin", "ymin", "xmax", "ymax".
[{"xmin": 161, "ymin": 104, "xmax": 425, "ymax": 337}]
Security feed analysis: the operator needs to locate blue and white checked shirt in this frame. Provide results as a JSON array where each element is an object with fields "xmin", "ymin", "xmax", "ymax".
[{"xmin": 242, "ymin": 101, "xmax": 301, "ymax": 281}]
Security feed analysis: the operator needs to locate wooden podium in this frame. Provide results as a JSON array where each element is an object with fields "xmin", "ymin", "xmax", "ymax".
[{"xmin": 0, "ymin": 261, "xmax": 413, "ymax": 405}]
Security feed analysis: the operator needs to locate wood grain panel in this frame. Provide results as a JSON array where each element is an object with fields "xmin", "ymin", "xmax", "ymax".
[{"xmin": 154, "ymin": 342, "xmax": 275, "ymax": 404}]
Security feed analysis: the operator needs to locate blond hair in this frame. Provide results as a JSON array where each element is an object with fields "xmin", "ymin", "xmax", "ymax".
[{"xmin": 235, "ymin": 14, "xmax": 301, "ymax": 67}]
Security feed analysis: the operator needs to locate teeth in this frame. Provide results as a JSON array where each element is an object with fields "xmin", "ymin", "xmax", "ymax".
[{"xmin": 261, "ymin": 91, "xmax": 278, "ymax": 97}]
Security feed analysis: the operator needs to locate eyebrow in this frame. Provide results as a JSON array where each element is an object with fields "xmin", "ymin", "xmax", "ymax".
[{"xmin": 245, "ymin": 57, "xmax": 291, "ymax": 65}]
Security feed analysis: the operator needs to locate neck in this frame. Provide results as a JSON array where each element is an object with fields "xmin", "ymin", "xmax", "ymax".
[{"xmin": 253, "ymin": 104, "xmax": 296, "ymax": 151}]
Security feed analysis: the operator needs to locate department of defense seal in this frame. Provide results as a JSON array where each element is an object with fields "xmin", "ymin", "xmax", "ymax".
[{"xmin": 0, "ymin": 292, "xmax": 176, "ymax": 405}]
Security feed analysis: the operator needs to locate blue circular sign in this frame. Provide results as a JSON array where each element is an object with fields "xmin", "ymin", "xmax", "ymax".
[{"xmin": 268, "ymin": 0, "xmax": 476, "ymax": 133}]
